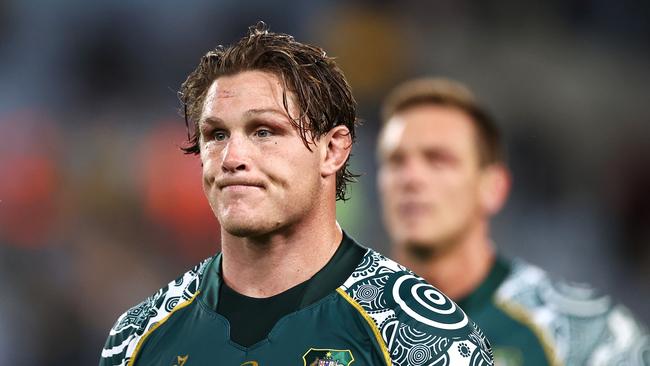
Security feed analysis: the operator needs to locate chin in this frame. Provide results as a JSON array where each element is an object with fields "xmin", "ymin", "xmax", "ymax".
[
  {"xmin": 405, "ymin": 228, "xmax": 463, "ymax": 257},
  {"xmin": 219, "ymin": 214, "xmax": 283, "ymax": 238},
  {"xmin": 220, "ymin": 220, "xmax": 264, "ymax": 238},
  {"xmin": 402, "ymin": 236, "xmax": 436, "ymax": 250},
  {"xmin": 395, "ymin": 225, "xmax": 435, "ymax": 245},
  {"xmin": 399, "ymin": 228, "xmax": 446, "ymax": 248},
  {"xmin": 221, "ymin": 224, "xmax": 257, "ymax": 238}
]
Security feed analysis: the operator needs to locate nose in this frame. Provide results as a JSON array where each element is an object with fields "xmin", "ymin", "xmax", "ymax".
[
  {"xmin": 221, "ymin": 135, "xmax": 249, "ymax": 173},
  {"xmin": 399, "ymin": 158, "xmax": 426, "ymax": 191}
]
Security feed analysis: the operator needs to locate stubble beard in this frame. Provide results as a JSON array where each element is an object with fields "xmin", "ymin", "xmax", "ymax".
[
  {"xmin": 218, "ymin": 205, "xmax": 284, "ymax": 239},
  {"xmin": 217, "ymin": 196, "xmax": 309, "ymax": 240},
  {"xmin": 402, "ymin": 224, "xmax": 470, "ymax": 264}
]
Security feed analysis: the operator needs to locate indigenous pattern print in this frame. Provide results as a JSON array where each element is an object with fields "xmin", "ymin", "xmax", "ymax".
[
  {"xmin": 100, "ymin": 259, "xmax": 212, "ymax": 366},
  {"xmin": 341, "ymin": 250, "xmax": 494, "ymax": 366},
  {"xmin": 100, "ymin": 249, "xmax": 494, "ymax": 366},
  {"xmin": 496, "ymin": 259, "xmax": 650, "ymax": 366}
]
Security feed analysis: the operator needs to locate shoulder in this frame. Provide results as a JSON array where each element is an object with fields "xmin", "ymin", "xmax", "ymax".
[
  {"xmin": 99, "ymin": 257, "xmax": 214, "ymax": 366},
  {"xmin": 496, "ymin": 258, "xmax": 650, "ymax": 365},
  {"xmin": 339, "ymin": 249, "xmax": 494, "ymax": 366}
]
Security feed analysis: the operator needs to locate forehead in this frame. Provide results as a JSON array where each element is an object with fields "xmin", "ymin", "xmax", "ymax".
[
  {"xmin": 379, "ymin": 104, "xmax": 478, "ymax": 157},
  {"xmin": 201, "ymin": 70, "xmax": 291, "ymax": 118}
]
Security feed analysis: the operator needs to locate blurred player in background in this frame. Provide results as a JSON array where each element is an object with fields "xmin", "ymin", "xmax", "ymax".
[
  {"xmin": 377, "ymin": 77, "xmax": 650, "ymax": 365},
  {"xmin": 100, "ymin": 25, "xmax": 493, "ymax": 365}
]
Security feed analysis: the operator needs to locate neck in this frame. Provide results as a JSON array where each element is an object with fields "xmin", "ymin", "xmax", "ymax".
[
  {"xmin": 220, "ymin": 205, "xmax": 342, "ymax": 298},
  {"xmin": 395, "ymin": 221, "xmax": 495, "ymax": 301}
]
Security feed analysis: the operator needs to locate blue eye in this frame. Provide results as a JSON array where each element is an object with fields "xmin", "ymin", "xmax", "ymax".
[
  {"xmin": 213, "ymin": 131, "xmax": 227, "ymax": 141},
  {"xmin": 256, "ymin": 129, "xmax": 271, "ymax": 138}
]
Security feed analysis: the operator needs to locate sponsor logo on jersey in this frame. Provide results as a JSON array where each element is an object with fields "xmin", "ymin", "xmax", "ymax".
[{"xmin": 302, "ymin": 349, "xmax": 354, "ymax": 366}]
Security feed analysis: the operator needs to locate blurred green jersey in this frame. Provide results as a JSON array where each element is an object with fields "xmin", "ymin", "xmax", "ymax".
[{"xmin": 457, "ymin": 257, "xmax": 649, "ymax": 366}]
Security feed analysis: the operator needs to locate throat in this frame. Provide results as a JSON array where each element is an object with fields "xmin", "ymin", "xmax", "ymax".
[{"xmin": 220, "ymin": 228, "xmax": 342, "ymax": 298}]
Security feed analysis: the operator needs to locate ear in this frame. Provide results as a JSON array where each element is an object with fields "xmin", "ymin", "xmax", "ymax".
[
  {"xmin": 320, "ymin": 125, "xmax": 353, "ymax": 178},
  {"xmin": 479, "ymin": 163, "xmax": 511, "ymax": 216}
]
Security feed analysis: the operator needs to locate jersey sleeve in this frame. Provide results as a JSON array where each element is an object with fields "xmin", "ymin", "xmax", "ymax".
[
  {"xmin": 589, "ymin": 304, "xmax": 650, "ymax": 365},
  {"xmin": 496, "ymin": 259, "xmax": 650, "ymax": 365},
  {"xmin": 99, "ymin": 294, "xmax": 159, "ymax": 366},
  {"xmin": 98, "ymin": 258, "xmax": 212, "ymax": 366},
  {"xmin": 340, "ymin": 250, "xmax": 494, "ymax": 366}
]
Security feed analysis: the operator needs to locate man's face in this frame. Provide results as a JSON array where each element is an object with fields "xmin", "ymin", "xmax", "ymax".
[
  {"xmin": 378, "ymin": 104, "xmax": 485, "ymax": 253},
  {"xmin": 199, "ymin": 70, "xmax": 321, "ymax": 237}
]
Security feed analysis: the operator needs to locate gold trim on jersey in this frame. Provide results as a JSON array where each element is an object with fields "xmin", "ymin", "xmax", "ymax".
[
  {"xmin": 495, "ymin": 299, "xmax": 563, "ymax": 366},
  {"xmin": 128, "ymin": 291, "xmax": 201, "ymax": 366},
  {"xmin": 336, "ymin": 288, "xmax": 391, "ymax": 366}
]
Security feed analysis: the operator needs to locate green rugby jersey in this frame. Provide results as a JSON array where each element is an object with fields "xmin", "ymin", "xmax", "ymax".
[
  {"xmin": 100, "ymin": 237, "xmax": 494, "ymax": 366},
  {"xmin": 457, "ymin": 257, "xmax": 650, "ymax": 366}
]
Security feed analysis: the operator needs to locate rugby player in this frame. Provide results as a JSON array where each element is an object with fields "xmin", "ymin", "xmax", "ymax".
[
  {"xmin": 377, "ymin": 77, "xmax": 650, "ymax": 365},
  {"xmin": 99, "ymin": 24, "xmax": 494, "ymax": 366}
]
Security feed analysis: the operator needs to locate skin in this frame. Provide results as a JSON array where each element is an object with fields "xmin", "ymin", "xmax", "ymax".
[
  {"xmin": 199, "ymin": 70, "xmax": 352, "ymax": 298},
  {"xmin": 377, "ymin": 104, "xmax": 510, "ymax": 300}
]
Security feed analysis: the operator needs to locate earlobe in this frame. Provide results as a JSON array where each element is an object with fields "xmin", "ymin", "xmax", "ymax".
[
  {"xmin": 480, "ymin": 164, "xmax": 511, "ymax": 215},
  {"xmin": 321, "ymin": 125, "xmax": 352, "ymax": 178}
]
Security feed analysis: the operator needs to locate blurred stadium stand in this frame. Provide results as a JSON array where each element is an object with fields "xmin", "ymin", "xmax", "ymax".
[{"xmin": 0, "ymin": 0, "xmax": 648, "ymax": 364}]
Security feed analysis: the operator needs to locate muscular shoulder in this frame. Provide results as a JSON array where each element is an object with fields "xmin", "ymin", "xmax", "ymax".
[
  {"xmin": 340, "ymin": 249, "xmax": 494, "ymax": 366},
  {"xmin": 99, "ymin": 257, "xmax": 213, "ymax": 366},
  {"xmin": 496, "ymin": 258, "xmax": 650, "ymax": 365}
]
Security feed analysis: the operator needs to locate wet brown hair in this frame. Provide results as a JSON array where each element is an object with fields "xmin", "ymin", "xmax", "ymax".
[
  {"xmin": 179, "ymin": 22, "xmax": 359, "ymax": 200},
  {"xmin": 381, "ymin": 77, "xmax": 503, "ymax": 166}
]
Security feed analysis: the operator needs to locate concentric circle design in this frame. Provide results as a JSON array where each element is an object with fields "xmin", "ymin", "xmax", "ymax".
[
  {"xmin": 356, "ymin": 284, "xmax": 380, "ymax": 302},
  {"xmin": 407, "ymin": 344, "xmax": 431, "ymax": 365},
  {"xmin": 164, "ymin": 296, "xmax": 180, "ymax": 312},
  {"xmin": 391, "ymin": 274, "xmax": 468, "ymax": 330}
]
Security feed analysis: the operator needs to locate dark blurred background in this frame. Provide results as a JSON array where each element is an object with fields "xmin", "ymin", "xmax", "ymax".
[{"xmin": 0, "ymin": 0, "xmax": 648, "ymax": 364}]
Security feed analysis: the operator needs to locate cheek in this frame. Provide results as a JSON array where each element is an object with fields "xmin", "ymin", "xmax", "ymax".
[
  {"xmin": 200, "ymin": 158, "xmax": 216, "ymax": 188},
  {"xmin": 299, "ymin": 157, "xmax": 322, "ymax": 191},
  {"xmin": 378, "ymin": 168, "xmax": 393, "ymax": 189},
  {"xmin": 378, "ymin": 170, "xmax": 397, "ymax": 199},
  {"xmin": 444, "ymin": 177, "xmax": 481, "ymax": 214},
  {"xmin": 261, "ymin": 150, "xmax": 311, "ymax": 196},
  {"xmin": 434, "ymin": 166, "xmax": 469, "ymax": 191}
]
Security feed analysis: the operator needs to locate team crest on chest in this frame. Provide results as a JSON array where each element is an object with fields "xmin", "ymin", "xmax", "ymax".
[
  {"xmin": 172, "ymin": 354, "xmax": 188, "ymax": 366},
  {"xmin": 302, "ymin": 348, "xmax": 354, "ymax": 366}
]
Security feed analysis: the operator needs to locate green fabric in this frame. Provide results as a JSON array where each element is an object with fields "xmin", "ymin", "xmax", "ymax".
[
  {"xmin": 133, "ymin": 235, "xmax": 384, "ymax": 365},
  {"xmin": 217, "ymin": 274, "xmax": 310, "ymax": 347},
  {"xmin": 136, "ymin": 293, "xmax": 382, "ymax": 366},
  {"xmin": 100, "ymin": 236, "xmax": 496, "ymax": 366},
  {"xmin": 457, "ymin": 257, "xmax": 553, "ymax": 366},
  {"xmin": 212, "ymin": 233, "xmax": 366, "ymax": 347},
  {"xmin": 134, "ymin": 278, "xmax": 385, "ymax": 365}
]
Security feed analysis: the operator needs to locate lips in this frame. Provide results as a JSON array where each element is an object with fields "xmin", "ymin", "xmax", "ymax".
[
  {"xmin": 221, "ymin": 185, "xmax": 263, "ymax": 194},
  {"xmin": 216, "ymin": 178, "xmax": 265, "ymax": 191},
  {"xmin": 397, "ymin": 202, "xmax": 431, "ymax": 217}
]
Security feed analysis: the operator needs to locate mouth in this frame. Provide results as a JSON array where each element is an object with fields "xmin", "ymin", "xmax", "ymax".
[
  {"xmin": 216, "ymin": 179, "xmax": 265, "ymax": 191},
  {"xmin": 397, "ymin": 202, "xmax": 431, "ymax": 217},
  {"xmin": 221, "ymin": 185, "xmax": 264, "ymax": 194}
]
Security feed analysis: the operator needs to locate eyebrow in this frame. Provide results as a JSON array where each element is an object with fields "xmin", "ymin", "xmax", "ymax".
[
  {"xmin": 199, "ymin": 116, "xmax": 223, "ymax": 127},
  {"xmin": 243, "ymin": 108, "xmax": 289, "ymax": 119},
  {"xmin": 199, "ymin": 108, "xmax": 289, "ymax": 126}
]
